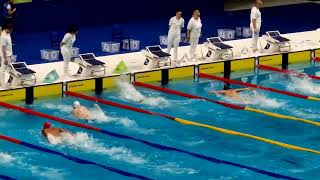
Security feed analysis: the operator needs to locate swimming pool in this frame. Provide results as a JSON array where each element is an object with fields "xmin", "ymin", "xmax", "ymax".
[{"xmin": 1, "ymin": 62, "xmax": 320, "ymax": 179}]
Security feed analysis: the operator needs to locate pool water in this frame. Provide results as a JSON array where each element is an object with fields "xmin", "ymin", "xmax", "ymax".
[{"xmin": 1, "ymin": 63, "xmax": 320, "ymax": 179}]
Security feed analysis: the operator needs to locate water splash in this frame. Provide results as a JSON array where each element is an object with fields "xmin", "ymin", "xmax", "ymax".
[
  {"xmin": 218, "ymin": 90, "xmax": 285, "ymax": 109},
  {"xmin": 116, "ymin": 78, "xmax": 169, "ymax": 107},
  {"xmin": 287, "ymin": 75, "xmax": 320, "ymax": 95},
  {"xmin": 0, "ymin": 152, "xmax": 15, "ymax": 164},
  {"xmin": 241, "ymin": 91, "xmax": 286, "ymax": 109},
  {"xmin": 41, "ymin": 103, "xmax": 73, "ymax": 114},
  {"xmin": 48, "ymin": 132, "xmax": 147, "ymax": 164}
]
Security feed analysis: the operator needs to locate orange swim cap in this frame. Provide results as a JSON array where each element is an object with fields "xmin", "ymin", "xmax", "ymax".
[{"xmin": 43, "ymin": 122, "xmax": 51, "ymax": 129}]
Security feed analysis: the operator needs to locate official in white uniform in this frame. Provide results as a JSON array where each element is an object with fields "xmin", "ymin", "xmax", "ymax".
[
  {"xmin": 250, "ymin": 0, "xmax": 263, "ymax": 52},
  {"xmin": 0, "ymin": 24, "xmax": 13, "ymax": 87},
  {"xmin": 60, "ymin": 25, "xmax": 78, "ymax": 78},
  {"xmin": 187, "ymin": 10, "xmax": 202, "ymax": 60},
  {"xmin": 167, "ymin": 11, "xmax": 184, "ymax": 62}
]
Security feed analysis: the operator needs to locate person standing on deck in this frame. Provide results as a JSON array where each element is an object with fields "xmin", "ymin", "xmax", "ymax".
[
  {"xmin": 250, "ymin": 0, "xmax": 263, "ymax": 53},
  {"xmin": 60, "ymin": 25, "xmax": 78, "ymax": 79},
  {"xmin": 0, "ymin": 23, "xmax": 13, "ymax": 88},
  {"xmin": 187, "ymin": 10, "xmax": 202, "ymax": 60},
  {"xmin": 167, "ymin": 10, "xmax": 184, "ymax": 64}
]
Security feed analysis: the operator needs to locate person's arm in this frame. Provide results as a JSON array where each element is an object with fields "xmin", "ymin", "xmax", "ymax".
[
  {"xmin": 60, "ymin": 34, "xmax": 71, "ymax": 47},
  {"xmin": 168, "ymin": 18, "xmax": 172, "ymax": 29},
  {"xmin": 187, "ymin": 19, "xmax": 192, "ymax": 42},
  {"xmin": 251, "ymin": 8, "xmax": 258, "ymax": 33},
  {"xmin": 7, "ymin": 4, "xmax": 15, "ymax": 15}
]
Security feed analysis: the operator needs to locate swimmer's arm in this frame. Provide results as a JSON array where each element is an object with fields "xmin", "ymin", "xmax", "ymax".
[
  {"xmin": 235, "ymin": 87, "xmax": 255, "ymax": 92},
  {"xmin": 208, "ymin": 90, "xmax": 226, "ymax": 95}
]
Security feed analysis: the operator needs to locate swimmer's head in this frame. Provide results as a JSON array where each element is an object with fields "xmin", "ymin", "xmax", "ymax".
[
  {"xmin": 73, "ymin": 101, "xmax": 80, "ymax": 109},
  {"xmin": 43, "ymin": 122, "xmax": 51, "ymax": 129}
]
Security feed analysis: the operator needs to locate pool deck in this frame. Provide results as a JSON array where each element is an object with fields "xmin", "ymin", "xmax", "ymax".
[{"xmin": 1, "ymin": 29, "xmax": 320, "ymax": 94}]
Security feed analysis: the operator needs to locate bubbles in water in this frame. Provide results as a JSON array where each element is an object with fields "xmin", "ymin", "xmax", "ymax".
[
  {"xmin": 287, "ymin": 75, "xmax": 320, "ymax": 95},
  {"xmin": 41, "ymin": 103, "xmax": 73, "ymax": 114},
  {"xmin": 116, "ymin": 77, "xmax": 169, "ymax": 107},
  {"xmin": 0, "ymin": 152, "xmax": 15, "ymax": 164},
  {"xmin": 49, "ymin": 132, "xmax": 147, "ymax": 164}
]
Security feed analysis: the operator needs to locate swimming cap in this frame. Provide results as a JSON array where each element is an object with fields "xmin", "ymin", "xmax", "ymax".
[
  {"xmin": 73, "ymin": 101, "xmax": 80, "ymax": 108},
  {"xmin": 43, "ymin": 122, "xmax": 51, "ymax": 129}
]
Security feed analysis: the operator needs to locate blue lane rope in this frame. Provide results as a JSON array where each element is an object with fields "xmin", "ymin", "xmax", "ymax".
[
  {"xmin": 0, "ymin": 175, "xmax": 16, "ymax": 180},
  {"xmin": 18, "ymin": 141, "xmax": 152, "ymax": 180}
]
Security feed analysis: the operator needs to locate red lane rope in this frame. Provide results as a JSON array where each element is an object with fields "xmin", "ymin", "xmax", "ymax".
[
  {"xmin": 198, "ymin": 73, "xmax": 309, "ymax": 99},
  {"xmin": 0, "ymin": 102, "xmax": 101, "ymax": 131},
  {"xmin": 65, "ymin": 91, "xmax": 176, "ymax": 120},
  {"xmin": 0, "ymin": 135, "xmax": 21, "ymax": 144},
  {"xmin": 314, "ymin": 57, "xmax": 320, "ymax": 62},
  {"xmin": 133, "ymin": 82, "xmax": 245, "ymax": 110},
  {"xmin": 258, "ymin": 65, "xmax": 320, "ymax": 80}
]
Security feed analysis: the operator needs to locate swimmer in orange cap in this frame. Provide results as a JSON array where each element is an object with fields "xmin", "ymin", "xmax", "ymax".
[{"xmin": 42, "ymin": 122, "xmax": 71, "ymax": 141}]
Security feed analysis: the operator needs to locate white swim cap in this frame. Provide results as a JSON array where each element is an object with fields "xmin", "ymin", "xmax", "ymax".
[{"xmin": 73, "ymin": 101, "xmax": 80, "ymax": 108}]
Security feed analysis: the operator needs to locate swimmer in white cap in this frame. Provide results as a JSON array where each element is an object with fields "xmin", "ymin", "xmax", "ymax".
[{"xmin": 72, "ymin": 101, "xmax": 91, "ymax": 120}]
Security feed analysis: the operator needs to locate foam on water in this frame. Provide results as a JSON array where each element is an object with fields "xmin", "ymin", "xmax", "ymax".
[
  {"xmin": 218, "ymin": 90, "xmax": 285, "ymax": 109},
  {"xmin": 155, "ymin": 162, "xmax": 199, "ymax": 175},
  {"xmin": 116, "ymin": 78, "xmax": 170, "ymax": 107},
  {"xmin": 49, "ymin": 132, "xmax": 147, "ymax": 164},
  {"xmin": 287, "ymin": 75, "xmax": 320, "ymax": 95},
  {"xmin": 21, "ymin": 164, "xmax": 66, "ymax": 180},
  {"xmin": 41, "ymin": 103, "xmax": 73, "ymax": 114},
  {"xmin": 0, "ymin": 152, "xmax": 15, "ymax": 164},
  {"xmin": 240, "ymin": 91, "xmax": 286, "ymax": 109}
]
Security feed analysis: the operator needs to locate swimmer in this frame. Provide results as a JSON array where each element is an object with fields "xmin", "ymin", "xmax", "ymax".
[
  {"xmin": 42, "ymin": 122, "xmax": 71, "ymax": 140},
  {"xmin": 209, "ymin": 87, "xmax": 254, "ymax": 102},
  {"xmin": 72, "ymin": 101, "xmax": 91, "ymax": 120}
]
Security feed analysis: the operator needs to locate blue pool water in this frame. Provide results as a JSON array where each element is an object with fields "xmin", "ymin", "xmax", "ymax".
[{"xmin": 1, "ymin": 63, "xmax": 320, "ymax": 179}]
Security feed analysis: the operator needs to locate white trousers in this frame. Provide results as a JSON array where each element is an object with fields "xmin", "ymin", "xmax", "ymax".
[
  {"xmin": 251, "ymin": 28, "xmax": 260, "ymax": 50},
  {"xmin": 167, "ymin": 32, "xmax": 181, "ymax": 61},
  {"xmin": 0, "ymin": 56, "xmax": 11, "ymax": 86},
  {"xmin": 61, "ymin": 47, "xmax": 71, "ymax": 76},
  {"xmin": 189, "ymin": 36, "xmax": 200, "ymax": 58}
]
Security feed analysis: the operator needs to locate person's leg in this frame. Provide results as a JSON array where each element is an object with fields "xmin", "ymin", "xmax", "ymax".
[
  {"xmin": 173, "ymin": 35, "xmax": 180, "ymax": 61},
  {"xmin": 0, "ymin": 57, "xmax": 4, "ymax": 87},
  {"xmin": 251, "ymin": 29, "xmax": 259, "ymax": 52},
  {"xmin": 190, "ymin": 37, "xmax": 199, "ymax": 59},
  {"xmin": 189, "ymin": 38, "xmax": 195, "ymax": 58},
  {"xmin": 166, "ymin": 33, "xmax": 174, "ymax": 55},
  {"xmin": 61, "ymin": 48, "xmax": 71, "ymax": 77}
]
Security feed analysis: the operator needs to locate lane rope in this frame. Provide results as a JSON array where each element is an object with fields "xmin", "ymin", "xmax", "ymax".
[
  {"xmin": 0, "ymin": 175, "xmax": 16, "ymax": 180},
  {"xmin": 0, "ymin": 102, "xmax": 295, "ymax": 179},
  {"xmin": 133, "ymin": 82, "xmax": 320, "ymax": 127},
  {"xmin": 0, "ymin": 135, "xmax": 151, "ymax": 180},
  {"xmin": 257, "ymin": 65, "xmax": 320, "ymax": 80},
  {"xmin": 198, "ymin": 73, "xmax": 320, "ymax": 101},
  {"xmin": 65, "ymin": 91, "xmax": 320, "ymax": 156}
]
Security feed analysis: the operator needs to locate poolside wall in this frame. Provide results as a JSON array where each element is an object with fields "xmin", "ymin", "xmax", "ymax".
[{"xmin": 0, "ymin": 49, "xmax": 314, "ymax": 103}]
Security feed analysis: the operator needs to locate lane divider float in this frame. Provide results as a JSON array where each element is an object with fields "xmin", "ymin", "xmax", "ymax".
[
  {"xmin": 65, "ymin": 91, "xmax": 320, "ymax": 156},
  {"xmin": 257, "ymin": 64, "xmax": 320, "ymax": 80},
  {"xmin": 0, "ymin": 174, "xmax": 15, "ymax": 180},
  {"xmin": 0, "ymin": 101, "xmax": 295, "ymax": 179},
  {"xmin": 0, "ymin": 134, "xmax": 151, "ymax": 180},
  {"xmin": 198, "ymin": 73, "xmax": 320, "ymax": 101},
  {"xmin": 133, "ymin": 82, "xmax": 320, "ymax": 127}
]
